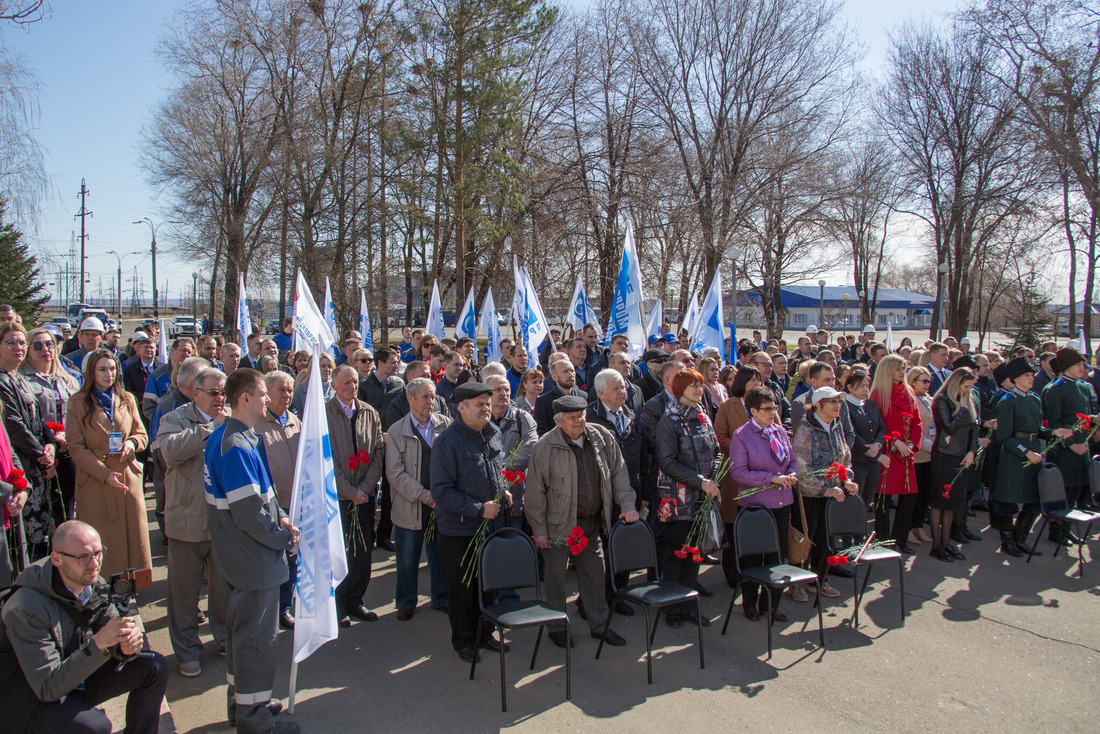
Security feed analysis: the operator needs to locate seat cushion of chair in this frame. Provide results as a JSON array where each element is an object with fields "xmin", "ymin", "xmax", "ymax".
[
  {"xmin": 854, "ymin": 546, "xmax": 902, "ymax": 563},
  {"xmin": 742, "ymin": 564, "xmax": 818, "ymax": 587},
  {"xmin": 1049, "ymin": 508, "xmax": 1100, "ymax": 524},
  {"xmin": 620, "ymin": 580, "xmax": 698, "ymax": 607},
  {"xmin": 483, "ymin": 600, "xmax": 569, "ymax": 628}
]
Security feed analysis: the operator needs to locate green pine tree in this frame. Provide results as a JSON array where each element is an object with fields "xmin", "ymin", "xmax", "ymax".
[{"xmin": 0, "ymin": 202, "xmax": 48, "ymax": 324}]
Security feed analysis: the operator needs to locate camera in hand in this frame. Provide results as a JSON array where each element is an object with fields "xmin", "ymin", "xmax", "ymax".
[{"xmin": 87, "ymin": 568, "xmax": 153, "ymax": 671}]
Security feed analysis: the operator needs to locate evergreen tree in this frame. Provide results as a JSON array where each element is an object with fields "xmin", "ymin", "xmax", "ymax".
[{"xmin": 0, "ymin": 202, "xmax": 48, "ymax": 324}]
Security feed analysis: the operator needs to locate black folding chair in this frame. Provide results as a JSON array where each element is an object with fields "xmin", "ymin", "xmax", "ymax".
[
  {"xmin": 727, "ymin": 504, "xmax": 823, "ymax": 659},
  {"xmin": 1026, "ymin": 463, "xmax": 1100, "ymax": 578},
  {"xmin": 596, "ymin": 519, "xmax": 704, "ymax": 684},
  {"xmin": 471, "ymin": 527, "xmax": 571, "ymax": 712},
  {"xmin": 824, "ymin": 496, "xmax": 905, "ymax": 628}
]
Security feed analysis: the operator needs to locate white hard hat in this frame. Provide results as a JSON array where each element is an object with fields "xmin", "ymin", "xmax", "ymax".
[
  {"xmin": 1066, "ymin": 339, "xmax": 1081, "ymax": 350},
  {"xmin": 79, "ymin": 317, "xmax": 105, "ymax": 333},
  {"xmin": 959, "ymin": 337, "xmax": 971, "ymax": 345},
  {"xmin": 805, "ymin": 324, "xmax": 819, "ymax": 334},
  {"xmin": 862, "ymin": 324, "xmax": 876, "ymax": 333}
]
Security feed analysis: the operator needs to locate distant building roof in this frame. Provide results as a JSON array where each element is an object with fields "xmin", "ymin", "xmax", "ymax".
[
  {"xmin": 1050, "ymin": 301, "xmax": 1100, "ymax": 316},
  {"xmin": 742, "ymin": 285, "xmax": 934, "ymax": 310}
]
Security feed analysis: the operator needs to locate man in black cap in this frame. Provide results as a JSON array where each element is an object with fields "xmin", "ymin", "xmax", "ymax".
[
  {"xmin": 633, "ymin": 348, "xmax": 668, "ymax": 403},
  {"xmin": 992, "ymin": 357, "xmax": 1074, "ymax": 556},
  {"xmin": 1042, "ymin": 348, "xmax": 1100, "ymax": 513},
  {"xmin": 430, "ymin": 382, "xmax": 510, "ymax": 663},
  {"xmin": 525, "ymin": 394, "xmax": 639, "ymax": 648}
]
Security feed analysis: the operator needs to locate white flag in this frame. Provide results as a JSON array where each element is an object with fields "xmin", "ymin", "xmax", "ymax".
[
  {"xmin": 156, "ymin": 318, "xmax": 168, "ymax": 364},
  {"xmin": 293, "ymin": 271, "xmax": 335, "ymax": 356},
  {"xmin": 479, "ymin": 287, "xmax": 502, "ymax": 364},
  {"xmin": 567, "ymin": 276, "xmax": 602, "ymax": 340},
  {"xmin": 885, "ymin": 323, "xmax": 895, "ymax": 352},
  {"xmin": 323, "ymin": 277, "xmax": 338, "ymax": 358},
  {"xmin": 289, "ymin": 349, "xmax": 348, "ymax": 663},
  {"xmin": 645, "ymin": 299, "xmax": 663, "ymax": 345},
  {"xmin": 236, "ymin": 274, "xmax": 251, "ymax": 353},
  {"xmin": 691, "ymin": 267, "xmax": 725, "ymax": 353},
  {"xmin": 359, "ymin": 289, "xmax": 373, "ymax": 350},
  {"xmin": 604, "ymin": 222, "xmax": 646, "ymax": 359},
  {"xmin": 456, "ymin": 288, "xmax": 478, "ymax": 341},
  {"xmin": 1079, "ymin": 326, "xmax": 1090, "ymax": 358},
  {"xmin": 426, "ymin": 280, "xmax": 445, "ymax": 341},
  {"xmin": 519, "ymin": 264, "xmax": 551, "ymax": 369},
  {"xmin": 679, "ymin": 291, "xmax": 700, "ymax": 336}
]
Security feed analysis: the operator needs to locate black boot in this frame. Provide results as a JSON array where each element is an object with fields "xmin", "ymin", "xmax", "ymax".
[
  {"xmin": 1014, "ymin": 511, "xmax": 1041, "ymax": 556},
  {"xmin": 999, "ymin": 523, "xmax": 1023, "ymax": 557}
]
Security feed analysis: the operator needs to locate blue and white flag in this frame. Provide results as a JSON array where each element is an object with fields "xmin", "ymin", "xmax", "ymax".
[
  {"xmin": 691, "ymin": 267, "xmax": 724, "ymax": 353},
  {"xmin": 645, "ymin": 299, "xmax": 663, "ymax": 344},
  {"xmin": 567, "ymin": 275, "xmax": 602, "ymax": 340},
  {"xmin": 289, "ymin": 349, "xmax": 347, "ymax": 663},
  {"xmin": 456, "ymin": 288, "xmax": 478, "ymax": 341},
  {"xmin": 426, "ymin": 280, "xmax": 446, "ymax": 341},
  {"xmin": 605, "ymin": 222, "xmax": 646, "ymax": 359},
  {"xmin": 728, "ymin": 321, "xmax": 736, "ymax": 365},
  {"xmin": 359, "ymin": 289, "xmax": 373, "ymax": 351},
  {"xmin": 236, "ymin": 273, "xmax": 251, "ymax": 353},
  {"xmin": 156, "ymin": 318, "xmax": 168, "ymax": 364},
  {"xmin": 323, "ymin": 278, "xmax": 338, "ymax": 358},
  {"xmin": 513, "ymin": 256, "xmax": 550, "ymax": 369},
  {"xmin": 679, "ymin": 291, "xmax": 700, "ymax": 336},
  {"xmin": 293, "ymin": 271, "xmax": 335, "ymax": 356},
  {"xmin": 480, "ymin": 287, "xmax": 502, "ymax": 364}
]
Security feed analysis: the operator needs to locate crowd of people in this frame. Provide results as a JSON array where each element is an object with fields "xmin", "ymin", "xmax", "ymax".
[{"xmin": 0, "ymin": 301, "xmax": 1098, "ymax": 734}]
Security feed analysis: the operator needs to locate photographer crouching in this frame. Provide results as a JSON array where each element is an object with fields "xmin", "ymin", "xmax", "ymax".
[{"xmin": 0, "ymin": 520, "xmax": 168, "ymax": 734}]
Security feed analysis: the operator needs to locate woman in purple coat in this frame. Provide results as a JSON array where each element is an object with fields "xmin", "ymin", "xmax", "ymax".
[{"xmin": 728, "ymin": 386, "xmax": 799, "ymax": 622}]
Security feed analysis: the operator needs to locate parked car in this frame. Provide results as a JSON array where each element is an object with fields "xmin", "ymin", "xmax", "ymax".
[
  {"xmin": 169, "ymin": 316, "xmax": 198, "ymax": 338},
  {"xmin": 265, "ymin": 319, "xmax": 280, "ymax": 334},
  {"xmin": 49, "ymin": 316, "xmax": 73, "ymax": 336}
]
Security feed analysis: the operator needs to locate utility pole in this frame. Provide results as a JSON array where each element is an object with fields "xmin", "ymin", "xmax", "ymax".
[{"xmin": 74, "ymin": 179, "xmax": 92, "ymax": 302}]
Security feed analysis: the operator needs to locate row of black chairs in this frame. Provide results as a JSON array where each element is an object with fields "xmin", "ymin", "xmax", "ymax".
[{"xmin": 469, "ymin": 496, "xmax": 908, "ymax": 711}]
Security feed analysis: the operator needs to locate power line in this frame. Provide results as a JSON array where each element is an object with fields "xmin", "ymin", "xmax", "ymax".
[{"xmin": 74, "ymin": 179, "xmax": 92, "ymax": 302}]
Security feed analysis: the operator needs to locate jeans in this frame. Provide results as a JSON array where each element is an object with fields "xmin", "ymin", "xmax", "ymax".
[
  {"xmin": 278, "ymin": 549, "xmax": 298, "ymax": 615},
  {"xmin": 393, "ymin": 522, "xmax": 447, "ymax": 611}
]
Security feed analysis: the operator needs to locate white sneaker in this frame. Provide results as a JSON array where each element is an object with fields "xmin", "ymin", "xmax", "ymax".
[{"xmin": 179, "ymin": 661, "xmax": 201, "ymax": 677}]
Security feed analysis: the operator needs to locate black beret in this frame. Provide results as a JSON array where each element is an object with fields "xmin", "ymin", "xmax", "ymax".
[
  {"xmin": 1004, "ymin": 356, "xmax": 1037, "ymax": 381},
  {"xmin": 453, "ymin": 381, "xmax": 493, "ymax": 402},
  {"xmin": 952, "ymin": 355, "xmax": 978, "ymax": 371},
  {"xmin": 552, "ymin": 395, "xmax": 587, "ymax": 414},
  {"xmin": 642, "ymin": 349, "xmax": 669, "ymax": 363}
]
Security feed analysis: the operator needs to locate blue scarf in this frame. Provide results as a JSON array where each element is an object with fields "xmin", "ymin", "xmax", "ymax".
[{"xmin": 93, "ymin": 388, "xmax": 115, "ymax": 422}]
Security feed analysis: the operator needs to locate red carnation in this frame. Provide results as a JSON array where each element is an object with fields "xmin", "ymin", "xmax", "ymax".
[
  {"xmin": 837, "ymin": 465, "xmax": 849, "ymax": 482},
  {"xmin": 348, "ymin": 456, "xmax": 360, "ymax": 472},
  {"xmin": 357, "ymin": 450, "xmax": 370, "ymax": 464},
  {"xmin": 837, "ymin": 555, "xmax": 849, "ymax": 566},
  {"xmin": 826, "ymin": 555, "xmax": 839, "ymax": 567},
  {"xmin": 692, "ymin": 553, "xmax": 704, "ymax": 563},
  {"xmin": 502, "ymin": 469, "xmax": 517, "ymax": 484},
  {"xmin": 513, "ymin": 470, "xmax": 526, "ymax": 483},
  {"xmin": 568, "ymin": 526, "xmax": 585, "ymax": 542},
  {"xmin": 45, "ymin": 422, "xmax": 64, "ymax": 434},
  {"xmin": 674, "ymin": 548, "xmax": 688, "ymax": 559},
  {"xmin": 1042, "ymin": 420, "xmax": 1049, "ymax": 429},
  {"xmin": 571, "ymin": 536, "xmax": 588, "ymax": 555}
]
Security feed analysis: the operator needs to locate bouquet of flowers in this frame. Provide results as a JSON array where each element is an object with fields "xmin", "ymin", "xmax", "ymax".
[
  {"xmin": 674, "ymin": 456, "xmax": 732, "ymax": 561},
  {"xmin": 549, "ymin": 525, "xmax": 588, "ymax": 556},
  {"xmin": 460, "ymin": 444, "xmax": 523, "ymax": 586},
  {"xmin": 735, "ymin": 462, "xmax": 847, "ymax": 502},
  {"xmin": 1023, "ymin": 413, "xmax": 1097, "ymax": 466},
  {"xmin": 346, "ymin": 450, "xmax": 372, "ymax": 554}
]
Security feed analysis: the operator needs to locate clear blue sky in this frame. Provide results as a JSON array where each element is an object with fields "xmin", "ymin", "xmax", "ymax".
[{"xmin": 4, "ymin": 0, "xmax": 961, "ymax": 309}]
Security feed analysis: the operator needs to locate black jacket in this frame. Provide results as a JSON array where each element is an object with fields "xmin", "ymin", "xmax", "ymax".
[
  {"xmin": 846, "ymin": 398, "xmax": 887, "ymax": 466},
  {"xmin": 634, "ymin": 369, "xmax": 663, "ymax": 403},
  {"xmin": 534, "ymin": 382, "xmax": 587, "ymax": 436},
  {"xmin": 587, "ymin": 399, "xmax": 644, "ymax": 504},
  {"xmin": 931, "ymin": 393, "xmax": 979, "ymax": 457},
  {"xmin": 122, "ymin": 358, "xmax": 161, "ymax": 406},
  {"xmin": 975, "ymin": 375, "xmax": 999, "ymax": 423},
  {"xmin": 358, "ymin": 373, "xmax": 403, "ymax": 423},
  {"xmin": 429, "ymin": 417, "xmax": 505, "ymax": 537}
]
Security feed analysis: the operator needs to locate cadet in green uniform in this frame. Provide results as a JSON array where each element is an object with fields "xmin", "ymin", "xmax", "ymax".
[
  {"xmin": 1042, "ymin": 348, "xmax": 1099, "ymax": 518},
  {"xmin": 993, "ymin": 357, "xmax": 1075, "ymax": 557}
]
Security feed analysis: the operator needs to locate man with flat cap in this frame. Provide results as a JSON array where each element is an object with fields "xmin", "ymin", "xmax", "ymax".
[
  {"xmin": 634, "ymin": 348, "xmax": 668, "ymax": 403},
  {"xmin": 992, "ymin": 357, "xmax": 1075, "ymax": 556},
  {"xmin": 525, "ymin": 394, "xmax": 639, "ymax": 648},
  {"xmin": 430, "ymin": 381, "xmax": 510, "ymax": 664},
  {"xmin": 1042, "ymin": 348, "xmax": 1100, "ymax": 514}
]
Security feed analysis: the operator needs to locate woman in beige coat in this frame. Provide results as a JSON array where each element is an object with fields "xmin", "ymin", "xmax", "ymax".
[{"xmin": 66, "ymin": 349, "xmax": 151, "ymax": 577}]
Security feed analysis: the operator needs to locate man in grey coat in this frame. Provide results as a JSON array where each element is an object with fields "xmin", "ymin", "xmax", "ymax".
[{"xmin": 525, "ymin": 395, "xmax": 639, "ymax": 649}]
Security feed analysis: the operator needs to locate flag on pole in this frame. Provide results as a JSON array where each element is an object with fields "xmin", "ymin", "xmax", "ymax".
[
  {"xmin": 645, "ymin": 299, "xmax": 663, "ymax": 345},
  {"xmin": 520, "ymin": 265, "xmax": 550, "ymax": 369},
  {"xmin": 480, "ymin": 287, "xmax": 502, "ymax": 364},
  {"xmin": 567, "ymin": 275, "xmax": 603, "ymax": 340},
  {"xmin": 236, "ymin": 274, "xmax": 251, "ymax": 353},
  {"xmin": 728, "ymin": 321, "xmax": 736, "ymax": 365},
  {"xmin": 293, "ymin": 271, "xmax": 335, "ymax": 356},
  {"xmin": 288, "ymin": 348, "xmax": 347, "ymax": 664},
  {"xmin": 426, "ymin": 280, "xmax": 445, "ymax": 341},
  {"xmin": 1080, "ymin": 326, "xmax": 1090, "ymax": 358},
  {"xmin": 885, "ymin": 323, "xmax": 895, "ymax": 352},
  {"xmin": 323, "ymin": 278, "xmax": 337, "ymax": 358},
  {"xmin": 604, "ymin": 222, "xmax": 646, "ymax": 359},
  {"xmin": 691, "ymin": 267, "xmax": 724, "ymax": 353},
  {"xmin": 156, "ymin": 318, "xmax": 168, "ymax": 364},
  {"xmin": 679, "ymin": 291, "xmax": 700, "ymax": 336},
  {"xmin": 456, "ymin": 288, "xmax": 478, "ymax": 340},
  {"xmin": 359, "ymin": 289, "xmax": 373, "ymax": 351}
]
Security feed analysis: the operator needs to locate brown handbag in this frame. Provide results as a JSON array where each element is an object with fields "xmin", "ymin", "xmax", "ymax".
[{"xmin": 787, "ymin": 489, "xmax": 812, "ymax": 566}]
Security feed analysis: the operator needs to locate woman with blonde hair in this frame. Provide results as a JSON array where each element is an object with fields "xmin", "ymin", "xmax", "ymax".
[
  {"xmin": 928, "ymin": 367, "xmax": 979, "ymax": 562},
  {"xmin": 908, "ymin": 349, "xmax": 925, "ymax": 367},
  {"xmin": 698, "ymin": 356, "xmax": 727, "ymax": 410},
  {"xmin": 869, "ymin": 354, "xmax": 922, "ymax": 549},
  {"xmin": 906, "ymin": 366, "xmax": 934, "ymax": 545},
  {"xmin": 67, "ymin": 349, "xmax": 151, "ymax": 576}
]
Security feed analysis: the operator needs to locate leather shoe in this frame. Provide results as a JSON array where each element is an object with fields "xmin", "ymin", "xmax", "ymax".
[
  {"xmin": 681, "ymin": 610, "xmax": 711, "ymax": 627},
  {"xmin": 771, "ymin": 609, "xmax": 789, "ymax": 624},
  {"xmin": 743, "ymin": 607, "xmax": 760, "ymax": 622},
  {"xmin": 694, "ymin": 582, "xmax": 714, "ymax": 597},
  {"xmin": 227, "ymin": 701, "xmax": 285, "ymax": 728},
  {"xmin": 396, "ymin": 609, "xmax": 414, "ymax": 622},
  {"xmin": 338, "ymin": 617, "xmax": 351, "ymax": 627},
  {"xmin": 376, "ymin": 539, "xmax": 396, "ymax": 552},
  {"xmin": 279, "ymin": 611, "xmax": 295, "ymax": 630},
  {"xmin": 945, "ymin": 545, "xmax": 966, "ymax": 561},
  {"xmin": 457, "ymin": 647, "xmax": 480, "ymax": 664},
  {"xmin": 548, "ymin": 631, "xmax": 574, "ymax": 648},
  {"xmin": 961, "ymin": 527, "xmax": 982, "ymax": 541},
  {"xmin": 349, "ymin": 606, "xmax": 378, "ymax": 622},
  {"xmin": 930, "ymin": 547, "xmax": 954, "ymax": 562},
  {"xmin": 614, "ymin": 600, "xmax": 634, "ymax": 616},
  {"xmin": 480, "ymin": 637, "xmax": 510, "ymax": 653},
  {"xmin": 594, "ymin": 628, "xmax": 626, "ymax": 646},
  {"xmin": 950, "ymin": 528, "xmax": 971, "ymax": 544}
]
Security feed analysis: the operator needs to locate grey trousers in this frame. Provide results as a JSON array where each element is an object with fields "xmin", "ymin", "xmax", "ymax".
[
  {"xmin": 543, "ymin": 515, "xmax": 608, "ymax": 634},
  {"xmin": 166, "ymin": 537, "xmax": 228, "ymax": 664},
  {"xmin": 225, "ymin": 584, "xmax": 280, "ymax": 734}
]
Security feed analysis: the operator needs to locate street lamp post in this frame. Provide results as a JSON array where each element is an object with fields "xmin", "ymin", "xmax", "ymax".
[
  {"xmin": 192, "ymin": 272, "xmax": 199, "ymax": 328},
  {"xmin": 105, "ymin": 250, "xmax": 142, "ymax": 325},
  {"xmin": 859, "ymin": 290, "xmax": 866, "ymax": 331},
  {"xmin": 843, "ymin": 293, "xmax": 849, "ymax": 339},
  {"xmin": 818, "ymin": 280, "xmax": 826, "ymax": 330},
  {"xmin": 132, "ymin": 218, "xmax": 179, "ymax": 320},
  {"xmin": 937, "ymin": 262, "xmax": 949, "ymax": 341}
]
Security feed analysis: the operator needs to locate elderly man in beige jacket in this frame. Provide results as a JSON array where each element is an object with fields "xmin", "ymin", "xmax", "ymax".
[
  {"xmin": 385, "ymin": 377, "xmax": 451, "ymax": 621},
  {"xmin": 525, "ymin": 394, "xmax": 639, "ymax": 650},
  {"xmin": 158, "ymin": 364, "xmax": 230, "ymax": 677},
  {"xmin": 255, "ymin": 369, "xmax": 302, "ymax": 630}
]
